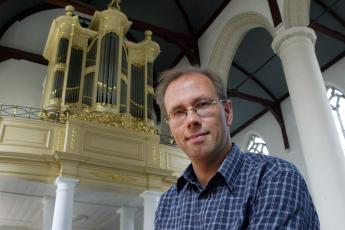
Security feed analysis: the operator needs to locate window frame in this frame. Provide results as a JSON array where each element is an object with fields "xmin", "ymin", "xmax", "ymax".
[
  {"xmin": 326, "ymin": 86, "xmax": 345, "ymax": 152},
  {"xmin": 246, "ymin": 134, "xmax": 269, "ymax": 155}
]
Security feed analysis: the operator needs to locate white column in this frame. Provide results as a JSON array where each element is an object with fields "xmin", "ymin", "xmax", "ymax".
[
  {"xmin": 42, "ymin": 197, "xmax": 55, "ymax": 230},
  {"xmin": 140, "ymin": 190, "xmax": 162, "ymax": 230},
  {"xmin": 272, "ymin": 26, "xmax": 345, "ymax": 229},
  {"xmin": 116, "ymin": 207, "xmax": 137, "ymax": 230},
  {"xmin": 51, "ymin": 177, "xmax": 79, "ymax": 230}
]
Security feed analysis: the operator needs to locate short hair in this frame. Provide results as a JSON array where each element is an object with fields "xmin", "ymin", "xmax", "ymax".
[{"xmin": 155, "ymin": 66, "xmax": 227, "ymax": 117}]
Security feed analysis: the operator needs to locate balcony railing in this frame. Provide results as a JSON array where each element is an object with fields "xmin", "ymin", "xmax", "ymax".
[
  {"xmin": 0, "ymin": 104, "xmax": 68, "ymax": 123},
  {"xmin": 0, "ymin": 104, "xmax": 177, "ymax": 146}
]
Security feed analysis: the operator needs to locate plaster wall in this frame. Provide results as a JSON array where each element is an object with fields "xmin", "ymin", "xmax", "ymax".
[
  {"xmin": 323, "ymin": 56, "xmax": 345, "ymax": 93},
  {"xmin": 0, "ymin": 59, "xmax": 46, "ymax": 108},
  {"xmin": 231, "ymin": 97, "xmax": 309, "ymax": 181},
  {"xmin": 0, "ymin": 9, "xmax": 65, "ymax": 55},
  {"xmin": 0, "ymin": 8, "xmax": 90, "ymax": 55}
]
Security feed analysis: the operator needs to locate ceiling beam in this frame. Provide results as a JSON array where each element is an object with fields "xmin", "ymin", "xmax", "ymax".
[
  {"xmin": 0, "ymin": 3, "xmax": 55, "ymax": 39},
  {"xmin": 232, "ymin": 96, "xmax": 293, "ymax": 138},
  {"xmin": 197, "ymin": 0, "xmax": 232, "ymax": 37},
  {"xmin": 313, "ymin": 0, "xmax": 345, "ymax": 29},
  {"xmin": 232, "ymin": 61, "xmax": 277, "ymax": 100},
  {"xmin": 267, "ymin": 0, "xmax": 282, "ymax": 27},
  {"xmin": 0, "ymin": 46, "xmax": 48, "ymax": 65},
  {"xmin": 228, "ymin": 89, "xmax": 274, "ymax": 108},
  {"xmin": 45, "ymin": 0, "xmax": 96, "ymax": 15},
  {"xmin": 45, "ymin": 0, "xmax": 196, "ymax": 45},
  {"xmin": 310, "ymin": 20, "xmax": 345, "ymax": 43},
  {"xmin": 129, "ymin": 19, "xmax": 195, "ymax": 45},
  {"xmin": 173, "ymin": 0, "xmax": 200, "ymax": 64},
  {"xmin": 321, "ymin": 49, "xmax": 345, "ymax": 72},
  {"xmin": 229, "ymin": 89, "xmax": 289, "ymax": 149},
  {"xmin": 231, "ymin": 109, "xmax": 267, "ymax": 136},
  {"xmin": 174, "ymin": 0, "xmax": 195, "ymax": 35}
]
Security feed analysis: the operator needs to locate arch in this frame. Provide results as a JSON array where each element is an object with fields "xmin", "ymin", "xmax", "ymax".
[
  {"xmin": 283, "ymin": 0, "xmax": 310, "ymax": 28},
  {"xmin": 208, "ymin": 12, "xmax": 274, "ymax": 84}
]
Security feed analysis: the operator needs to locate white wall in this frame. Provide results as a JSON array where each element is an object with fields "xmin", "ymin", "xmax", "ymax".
[
  {"xmin": 0, "ymin": 9, "xmax": 65, "ymax": 55},
  {"xmin": 0, "ymin": 8, "xmax": 90, "ymax": 55},
  {"xmin": 0, "ymin": 59, "xmax": 46, "ymax": 108},
  {"xmin": 323, "ymin": 57, "xmax": 345, "ymax": 93},
  {"xmin": 0, "ymin": 227, "xmax": 31, "ymax": 230},
  {"xmin": 231, "ymin": 97, "xmax": 309, "ymax": 181},
  {"xmin": 228, "ymin": 78, "xmax": 335, "ymax": 188}
]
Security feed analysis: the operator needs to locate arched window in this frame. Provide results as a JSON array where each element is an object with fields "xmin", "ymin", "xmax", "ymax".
[
  {"xmin": 246, "ymin": 134, "xmax": 269, "ymax": 155},
  {"xmin": 326, "ymin": 86, "xmax": 345, "ymax": 152}
]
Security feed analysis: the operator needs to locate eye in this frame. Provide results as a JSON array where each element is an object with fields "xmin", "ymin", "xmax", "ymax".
[
  {"xmin": 194, "ymin": 100, "xmax": 212, "ymax": 110},
  {"xmin": 171, "ymin": 108, "xmax": 186, "ymax": 118}
]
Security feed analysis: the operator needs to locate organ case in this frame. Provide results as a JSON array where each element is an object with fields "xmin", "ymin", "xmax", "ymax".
[{"xmin": 42, "ymin": 4, "xmax": 160, "ymax": 124}]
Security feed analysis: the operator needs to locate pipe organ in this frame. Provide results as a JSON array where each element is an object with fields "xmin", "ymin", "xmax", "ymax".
[{"xmin": 42, "ymin": 4, "xmax": 160, "ymax": 124}]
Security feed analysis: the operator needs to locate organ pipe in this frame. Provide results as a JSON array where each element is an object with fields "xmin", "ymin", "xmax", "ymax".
[{"xmin": 42, "ymin": 3, "xmax": 160, "ymax": 123}]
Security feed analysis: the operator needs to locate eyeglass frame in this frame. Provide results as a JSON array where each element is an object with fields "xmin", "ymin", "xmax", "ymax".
[{"xmin": 164, "ymin": 98, "xmax": 226, "ymax": 124}]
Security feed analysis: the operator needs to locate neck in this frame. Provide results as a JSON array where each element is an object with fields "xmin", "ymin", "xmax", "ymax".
[{"xmin": 192, "ymin": 143, "xmax": 232, "ymax": 187}]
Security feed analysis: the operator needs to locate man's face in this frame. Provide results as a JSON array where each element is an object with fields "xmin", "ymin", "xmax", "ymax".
[{"xmin": 164, "ymin": 73, "xmax": 233, "ymax": 163}]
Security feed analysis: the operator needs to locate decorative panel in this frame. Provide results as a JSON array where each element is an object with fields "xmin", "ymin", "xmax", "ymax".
[
  {"xmin": 162, "ymin": 146, "xmax": 189, "ymax": 173},
  {"xmin": 83, "ymin": 130, "xmax": 144, "ymax": 161},
  {"xmin": 0, "ymin": 124, "xmax": 51, "ymax": 149}
]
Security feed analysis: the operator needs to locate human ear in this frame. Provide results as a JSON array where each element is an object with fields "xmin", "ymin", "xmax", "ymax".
[{"xmin": 224, "ymin": 100, "xmax": 233, "ymax": 126}]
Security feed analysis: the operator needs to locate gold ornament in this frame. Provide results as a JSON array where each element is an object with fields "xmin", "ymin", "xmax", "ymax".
[{"xmin": 71, "ymin": 109, "xmax": 157, "ymax": 135}]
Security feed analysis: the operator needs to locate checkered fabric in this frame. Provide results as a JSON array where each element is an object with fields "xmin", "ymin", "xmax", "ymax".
[{"xmin": 155, "ymin": 144, "xmax": 319, "ymax": 229}]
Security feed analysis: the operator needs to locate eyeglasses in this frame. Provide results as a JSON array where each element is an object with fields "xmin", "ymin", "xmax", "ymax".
[{"xmin": 165, "ymin": 99, "xmax": 225, "ymax": 125}]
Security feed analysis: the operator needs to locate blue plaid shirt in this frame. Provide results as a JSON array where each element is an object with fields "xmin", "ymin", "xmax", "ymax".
[{"xmin": 155, "ymin": 144, "xmax": 319, "ymax": 229}]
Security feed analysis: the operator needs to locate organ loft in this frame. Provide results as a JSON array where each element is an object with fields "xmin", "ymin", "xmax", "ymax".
[{"xmin": 37, "ymin": 1, "xmax": 189, "ymax": 193}]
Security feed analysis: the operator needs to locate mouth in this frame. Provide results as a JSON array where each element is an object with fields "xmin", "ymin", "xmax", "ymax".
[{"xmin": 185, "ymin": 131, "xmax": 209, "ymax": 142}]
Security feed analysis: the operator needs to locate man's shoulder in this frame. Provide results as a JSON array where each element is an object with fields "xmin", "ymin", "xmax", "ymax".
[{"xmin": 240, "ymin": 151, "xmax": 302, "ymax": 180}]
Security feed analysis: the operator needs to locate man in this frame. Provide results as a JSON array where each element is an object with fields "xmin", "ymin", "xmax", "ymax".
[{"xmin": 154, "ymin": 66, "xmax": 319, "ymax": 229}]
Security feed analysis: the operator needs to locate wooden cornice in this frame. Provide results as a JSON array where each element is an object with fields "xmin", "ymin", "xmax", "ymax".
[
  {"xmin": 232, "ymin": 61, "xmax": 277, "ymax": 100},
  {"xmin": 228, "ymin": 89, "xmax": 289, "ymax": 149},
  {"xmin": 0, "ymin": 46, "xmax": 47, "ymax": 65},
  {"xmin": 174, "ymin": 0, "xmax": 195, "ymax": 36},
  {"xmin": 310, "ymin": 20, "xmax": 345, "ymax": 43},
  {"xmin": 313, "ymin": 0, "xmax": 345, "ymax": 29},
  {"xmin": 267, "ymin": 0, "xmax": 282, "ymax": 27},
  {"xmin": 197, "ymin": 0, "xmax": 232, "ymax": 37}
]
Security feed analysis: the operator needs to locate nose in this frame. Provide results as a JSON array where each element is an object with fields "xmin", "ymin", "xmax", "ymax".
[{"xmin": 185, "ymin": 109, "xmax": 201, "ymax": 129}]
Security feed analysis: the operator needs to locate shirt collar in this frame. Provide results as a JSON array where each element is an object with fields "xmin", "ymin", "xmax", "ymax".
[{"xmin": 176, "ymin": 143, "xmax": 244, "ymax": 192}]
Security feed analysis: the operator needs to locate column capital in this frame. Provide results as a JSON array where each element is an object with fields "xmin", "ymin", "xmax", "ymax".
[
  {"xmin": 272, "ymin": 27, "xmax": 316, "ymax": 54},
  {"xmin": 116, "ymin": 206, "xmax": 138, "ymax": 215},
  {"xmin": 55, "ymin": 176, "xmax": 79, "ymax": 190}
]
